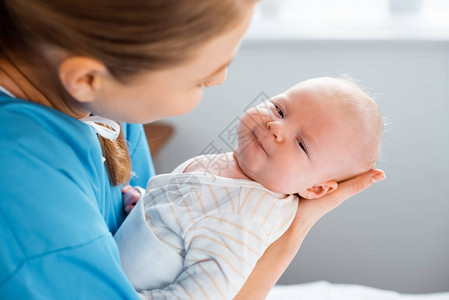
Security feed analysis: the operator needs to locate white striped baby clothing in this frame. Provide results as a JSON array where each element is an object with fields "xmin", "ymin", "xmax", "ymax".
[{"xmin": 118, "ymin": 156, "xmax": 298, "ymax": 300}]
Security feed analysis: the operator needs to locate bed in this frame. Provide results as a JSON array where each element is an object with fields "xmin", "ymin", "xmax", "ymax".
[{"xmin": 267, "ymin": 281, "xmax": 449, "ymax": 300}]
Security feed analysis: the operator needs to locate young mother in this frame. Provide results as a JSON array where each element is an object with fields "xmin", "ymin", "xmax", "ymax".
[{"xmin": 0, "ymin": 0, "xmax": 385, "ymax": 299}]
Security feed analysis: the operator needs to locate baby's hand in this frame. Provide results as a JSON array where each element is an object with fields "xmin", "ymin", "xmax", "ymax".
[{"xmin": 122, "ymin": 185, "xmax": 142, "ymax": 214}]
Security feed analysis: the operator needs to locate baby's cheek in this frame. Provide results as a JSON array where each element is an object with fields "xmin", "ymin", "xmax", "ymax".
[{"xmin": 262, "ymin": 163, "xmax": 297, "ymax": 193}]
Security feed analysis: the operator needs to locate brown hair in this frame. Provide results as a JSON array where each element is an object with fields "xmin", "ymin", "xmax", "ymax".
[{"xmin": 0, "ymin": 0, "xmax": 256, "ymax": 185}]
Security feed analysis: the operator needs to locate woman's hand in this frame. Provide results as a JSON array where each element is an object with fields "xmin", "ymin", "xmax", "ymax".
[
  {"xmin": 234, "ymin": 169, "xmax": 386, "ymax": 300},
  {"xmin": 295, "ymin": 169, "xmax": 386, "ymax": 229}
]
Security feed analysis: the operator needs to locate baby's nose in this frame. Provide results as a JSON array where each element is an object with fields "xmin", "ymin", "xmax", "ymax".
[{"xmin": 267, "ymin": 121, "xmax": 284, "ymax": 142}]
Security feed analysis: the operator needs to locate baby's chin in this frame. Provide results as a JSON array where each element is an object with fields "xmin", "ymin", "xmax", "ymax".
[
  {"xmin": 249, "ymin": 174, "xmax": 298, "ymax": 195},
  {"xmin": 234, "ymin": 150, "xmax": 300, "ymax": 194},
  {"xmin": 265, "ymin": 184, "xmax": 299, "ymax": 195}
]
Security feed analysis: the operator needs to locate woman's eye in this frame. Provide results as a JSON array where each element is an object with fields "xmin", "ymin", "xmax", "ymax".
[
  {"xmin": 275, "ymin": 105, "xmax": 284, "ymax": 118},
  {"xmin": 297, "ymin": 139, "xmax": 306, "ymax": 152}
]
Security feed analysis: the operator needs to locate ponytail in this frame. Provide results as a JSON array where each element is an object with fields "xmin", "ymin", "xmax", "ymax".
[{"xmin": 98, "ymin": 126, "xmax": 132, "ymax": 186}]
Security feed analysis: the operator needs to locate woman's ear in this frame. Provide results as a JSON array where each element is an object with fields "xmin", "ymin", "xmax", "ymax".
[
  {"xmin": 299, "ymin": 180, "xmax": 338, "ymax": 199},
  {"xmin": 58, "ymin": 56, "xmax": 109, "ymax": 103}
]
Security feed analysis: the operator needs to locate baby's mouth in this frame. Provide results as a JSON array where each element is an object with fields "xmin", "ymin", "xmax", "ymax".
[{"xmin": 253, "ymin": 131, "xmax": 268, "ymax": 156}]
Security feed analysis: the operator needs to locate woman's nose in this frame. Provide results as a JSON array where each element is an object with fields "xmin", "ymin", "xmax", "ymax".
[
  {"xmin": 267, "ymin": 121, "xmax": 284, "ymax": 142},
  {"xmin": 204, "ymin": 68, "xmax": 228, "ymax": 87}
]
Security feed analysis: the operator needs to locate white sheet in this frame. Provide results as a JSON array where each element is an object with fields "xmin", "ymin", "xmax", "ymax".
[{"xmin": 267, "ymin": 281, "xmax": 449, "ymax": 300}]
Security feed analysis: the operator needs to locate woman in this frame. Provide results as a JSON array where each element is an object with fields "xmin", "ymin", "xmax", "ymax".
[{"xmin": 0, "ymin": 0, "xmax": 385, "ymax": 299}]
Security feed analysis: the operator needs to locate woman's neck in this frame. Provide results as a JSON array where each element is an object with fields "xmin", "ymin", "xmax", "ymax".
[
  {"xmin": 0, "ymin": 54, "xmax": 88, "ymax": 119},
  {"xmin": 0, "ymin": 56, "xmax": 35, "ymax": 101}
]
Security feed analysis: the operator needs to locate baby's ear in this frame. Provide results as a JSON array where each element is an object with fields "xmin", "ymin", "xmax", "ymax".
[{"xmin": 299, "ymin": 180, "xmax": 338, "ymax": 199}]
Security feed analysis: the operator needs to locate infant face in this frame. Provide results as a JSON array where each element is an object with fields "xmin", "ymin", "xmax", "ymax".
[{"xmin": 235, "ymin": 78, "xmax": 380, "ymax": 197}]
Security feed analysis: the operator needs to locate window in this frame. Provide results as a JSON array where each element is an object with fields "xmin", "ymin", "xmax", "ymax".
[{"xmin": 247, "ymin": 0, "xmax": 449, "ymax": 40}]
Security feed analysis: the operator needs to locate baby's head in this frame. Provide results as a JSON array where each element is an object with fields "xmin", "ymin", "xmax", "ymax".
[{"xmin": 235, "ymin": 77, "xmax": 383, "ymax": 199}]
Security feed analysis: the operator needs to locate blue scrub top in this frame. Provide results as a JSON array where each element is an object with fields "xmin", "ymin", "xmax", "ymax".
[{"xmin": 0, "ymin": 91, "xmax": 156, "ymax": 299}]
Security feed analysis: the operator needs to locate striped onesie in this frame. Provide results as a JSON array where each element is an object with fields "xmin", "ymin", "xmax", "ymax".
[{"xmin": 115, "ymin": 157, "xmax": 298, "ymax": 300}]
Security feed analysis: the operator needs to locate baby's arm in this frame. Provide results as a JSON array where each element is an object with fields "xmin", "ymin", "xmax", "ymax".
[
  {"xmin": 122, "ymin": 185, "xmax": 145, "ymax": 214},
  {"xmin": 139, "ymin": 214, "xmax": 268, "ymax": 300}
]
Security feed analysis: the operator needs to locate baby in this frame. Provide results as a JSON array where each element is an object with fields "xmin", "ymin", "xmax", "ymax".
[{"xmin": 114, "ymin": 77, "xmax": 383, "ymax": 299}]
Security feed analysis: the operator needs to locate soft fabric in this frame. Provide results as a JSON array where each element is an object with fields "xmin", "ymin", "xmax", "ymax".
[
  {"xmin": 0, "ymin": 91, "xmax": 155, "ymax": 299},
  {"xmin": 115, "ymin": 156, "xmax": 298, "ymax": 299},
  {"xmin": 114, "ymin": 194, "xmax": 185, "ymax": 293},
  {"xmin": 267, "ymin": 281, "xmax": 449, "ymax": 300}
]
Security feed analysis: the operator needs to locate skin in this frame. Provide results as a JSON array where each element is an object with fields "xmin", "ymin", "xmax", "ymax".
[
  {"xmin": 124, "ymin": 79, "xmax": 386, "ymax": 297},
  {"xmin": 236, "ymin": 78, "xmax": 375, "ymax": 198},
  {"xmin": 0, "ymin": 3, "xmax": 386, "ymax": 298},
  {"xmin": 179, "ymin": 78, "xmax": 376, "ymax": 200},
  {"xmin": 0, "ymin": 5, "xmax": 254, "ymax": 124},
  {"xmin": 124, "ymin": 77, "xmax": 376, "ymax": 204}
]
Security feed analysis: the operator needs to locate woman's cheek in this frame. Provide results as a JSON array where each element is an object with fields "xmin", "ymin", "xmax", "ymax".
[
  {"xmin": 189, "ymin": 87, "xmax": 204, "ymax": 109},
  {"xmin": 175, "ymin": 88, "xmax": 203, "ymax": 116}
]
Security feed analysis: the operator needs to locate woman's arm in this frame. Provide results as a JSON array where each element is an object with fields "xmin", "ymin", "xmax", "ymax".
[{"xmin": 234, "ymin": 169, "xmax": 386, "ymax": 300}]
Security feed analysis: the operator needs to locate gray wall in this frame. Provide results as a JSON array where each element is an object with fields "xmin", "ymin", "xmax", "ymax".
[{"xmin": 153, "ymin": 39, "xmax": 449, "ymax": 293}]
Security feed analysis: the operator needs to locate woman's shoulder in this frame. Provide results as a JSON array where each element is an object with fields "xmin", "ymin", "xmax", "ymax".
[
  {"xmin": 0, "ymin": 94, "xmax": 105, "ymax": 176},
  {"xmin": 0, "ymin": 94, "xmax": 97, "ymax": 144},
  {"xmin": 0, "ymin": 96, "xmax": 116, "ymax": 282}
]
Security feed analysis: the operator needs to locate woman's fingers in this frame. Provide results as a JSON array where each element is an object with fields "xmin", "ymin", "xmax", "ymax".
[
  {"xmin": 324, "ymin": 169, "xmax": 386, "ymax": 209},
  {"xmin": 296, "ymin": 169, "xmax": 386, "ymax": 224}
]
